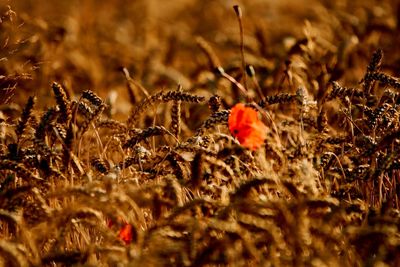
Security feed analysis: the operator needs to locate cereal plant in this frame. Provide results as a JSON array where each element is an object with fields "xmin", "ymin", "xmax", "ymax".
[{"xmin": 0, "ymin": 1, "xmax": 399, "ymax": 266}]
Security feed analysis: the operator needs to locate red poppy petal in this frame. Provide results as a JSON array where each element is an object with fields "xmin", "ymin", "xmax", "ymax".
[
  {"xmin": 240, "ymin": 108, "xmax": 258, "ymax": 124},
  {"xmin": 119, "ymin": 224, "xmax": 133, "ymax": 245},
  {"xmin": 229, "ymin": 103, "xmax": 267, "ymax": 150},
  {"xmin": 228, "ymin": 103, "xmax": 246, "ymax": 131},
  {"xmin": 241, "ymin": 124, "xmax": 266, "ymax": 150}
]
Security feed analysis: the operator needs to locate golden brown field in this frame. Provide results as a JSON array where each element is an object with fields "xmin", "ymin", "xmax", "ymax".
[{"xmin": 0, "ymin": 0, "xmax": 400, "ymax": 266}]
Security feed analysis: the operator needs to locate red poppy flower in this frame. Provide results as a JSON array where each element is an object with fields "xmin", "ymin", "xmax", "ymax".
[
  {"xmin": 228, "ymin": 103, "xmax": 267, "ymax": 150},
  {"xmin": 107, "ymin": 217, "xmax": 133, "ymax": 245},
  {"xmin": 118, "ymin": 223, "xmax": 133, "ymax": 245}
]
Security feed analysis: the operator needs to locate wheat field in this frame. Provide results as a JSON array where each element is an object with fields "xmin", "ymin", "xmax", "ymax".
[{"xmin": 0, "ymin": 1, "xmax": 399, "ymax": 266}]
